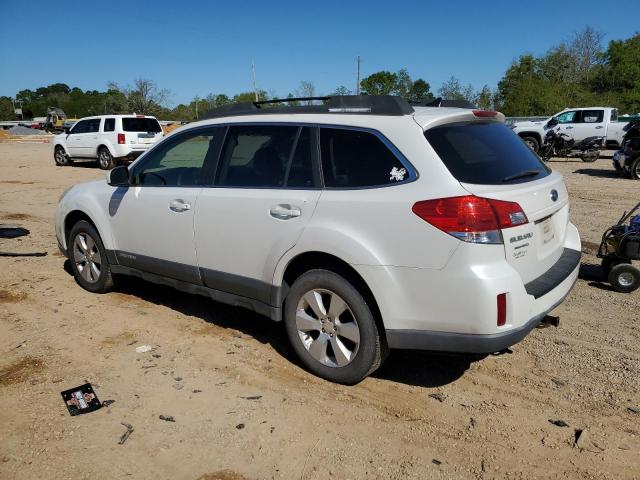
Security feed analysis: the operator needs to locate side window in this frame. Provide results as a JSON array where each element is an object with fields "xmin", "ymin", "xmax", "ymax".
[
  {"xmin": 216, "ymin": 125, "xmax": 298, "ymax": 188},
  {"xmin": 131, "ymin": 128, "xmax": 220, "ymax": 187},
  {"xmin": 285, "ymin": 127, "xmax": 316, "ymax": 188},
  {"xmin": 581, "ymin": 110, "xmax": 604, "ymax": 123},
  {"xmin": 104, "ymin": 118, "xmax": 115, "ymax": 132},
  {"xmin": 71, "ymin": 120, "xmax": 88, "ymax": 134},
  {"xmin": 86, "ymin": 119, "xmax": 101, "ymax": 133},
  {"xmin": 555, "ymin": 111, "xmax": 578, "ymax": 124},
  {"xmin": 611, "ymin": 109, "xmax": 618, "ymax": 122},
  {"xmin": 320, "ymin": 128, "xmax": 409, "ymax": 188}
]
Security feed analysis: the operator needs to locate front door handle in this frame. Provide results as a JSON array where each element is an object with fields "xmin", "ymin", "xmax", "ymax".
[
  {"xmin": 269, "ymin": 204, "xmax": 301, "ymax": 220},
  {"xmin": 169, "ymin": 199, "xmax": 191, "ymax": 212},
  {"xmin": 565, "ymin": 126, "xmax": 573, "ymax": 129},
  {"xmin": 595, "ymin": 125, "xmax": 603, "ymax": 129}
]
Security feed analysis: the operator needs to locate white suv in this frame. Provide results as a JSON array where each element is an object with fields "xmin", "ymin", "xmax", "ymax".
[
  {"xmin": 55, "ymin": 96, "xmax": 581, "ymax": 384},
  {"xmin": 53, "ymin": 114, "xmax": 163, "ymax": 170}
]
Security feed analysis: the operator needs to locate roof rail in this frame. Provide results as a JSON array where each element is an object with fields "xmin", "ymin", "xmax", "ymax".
[{"xmin": 202, "ymin": 95, "xmax": 415, "ymax": 119}]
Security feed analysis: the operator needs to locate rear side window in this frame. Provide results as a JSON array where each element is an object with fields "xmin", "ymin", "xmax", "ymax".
[
  {"xmin": 122, "ymin": 117, "xmax": 162, "ymax": 133},
  {"xmin": 216, "ymin": 125, "xmax": 313, "ymax": 188},
  {"xmin": 580, "ymin": 110, "xmax": 604, "ymax": 123},
  {"xmin": 104, "ymin": 118, "xmax": 115, "ymax": 132},
  {"xmin": 424, "ymin": 122, "xmax": 550, "ymax": 185},
  {"xmin": 320, "ymin": 128, "xmax": 410, "ymax": 188}
]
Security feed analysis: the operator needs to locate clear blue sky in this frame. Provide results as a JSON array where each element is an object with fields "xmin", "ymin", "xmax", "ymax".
[{"xmin": 1, "ymin": 0, "xmax": 638, "ymax": 106}]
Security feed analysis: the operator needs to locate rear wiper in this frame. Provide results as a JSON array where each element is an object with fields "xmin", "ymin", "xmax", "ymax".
[{"xmin": 502, "ymin": 169, "xmax": 542, "ymax": 182}]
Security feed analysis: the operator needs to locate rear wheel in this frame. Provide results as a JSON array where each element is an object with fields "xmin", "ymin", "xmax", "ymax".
[
  {"xmin": 54, "ymin": 146, "xmax": 72, "ymax": 166},
  {"xmin": 68, "ymin": 220, "xmax": 115, "ymax": 293},
  {"xmin": 521, "ymin": 136, "xmax": 539, "ymax": 152},
  {"xmin": 609, "ymin": 264, "xmax": 640, "ymax": 293},
  {"xmin": 97, "ymin": 147, "xmax": 115, "ymax": 170},
  {"xmin": 284, "ymin": 270, "xmax": 383, "ymax": 384},
  {"xmin": 581, "ymin": 150, "xmax": 599, "ymax": 162}
]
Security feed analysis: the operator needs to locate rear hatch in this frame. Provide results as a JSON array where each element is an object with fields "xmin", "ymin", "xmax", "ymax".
[
  {"xmin": 424, "ymin": 119, "xmax": 569, "ymax": 284},
  {"xmin": 122, "ymin": 116, "xmax": 163, "ymax": 148}
]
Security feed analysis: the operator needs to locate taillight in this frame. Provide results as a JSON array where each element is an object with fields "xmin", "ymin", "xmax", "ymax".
[
  {"xmin": 497, "ymin": 293, "xmax": 507, "ymax": 326},
  {"xmin": 118, "ymin": 133, "xmax": 125, "ymax": 144},
  {"xmin": 473, "ymin": 110, "xmax": 498, "ymax": 117},
  {"xmin": 412, "ymin": 195, "xmax": 528, "ymax": 244}
]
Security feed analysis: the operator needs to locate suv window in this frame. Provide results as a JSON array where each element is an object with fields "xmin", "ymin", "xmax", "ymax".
[
  {"xmin": 131, "ymin": 128, "xmax": 221, "ymax": 186},
  {"xmin": 320, "ymin": 128, "xmax": 409, "ymax": 188},
  {"xmin": 424, "ymin": 122, "xmax": 550, "ymax": 185},
  {"xmin": 122, "ymin": 117, "xmax": 162, "ymax": 133},
  {"xmin": 580, "ymin": 110, "xmax": 604, "ymax": 123},
  {"xmin": 555, "ymin": 111, "xmax": 579, "ymax": 124},
  {"xmin": 71, "ymin": 120, "xmax": 88, "ymax": 134},
  {"xmin": 85, "ymin": 119, "xmax": 101, "ymax": 133},
  {"xmin": 216, "ymin": 125, "xmax": 300, "ymax": 188},
  {"xmin": 104, "ymin": 118, "xmax": 115, "ymax": 132}
]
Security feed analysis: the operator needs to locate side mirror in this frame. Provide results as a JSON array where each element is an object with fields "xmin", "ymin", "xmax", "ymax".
[
  {"xmin": 107, "ymin": 165, "xmax": 130, "ymax": 186},
  {"xmin": 64, "ymin": 127, "xmax": 71, "ymax": 134}
]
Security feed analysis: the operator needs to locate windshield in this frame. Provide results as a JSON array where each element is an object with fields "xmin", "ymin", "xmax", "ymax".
[
  {"xmin": 424, "ymin": 122, "xmax": 551, "ymax": 185},
  {"xmin": 122, "ymin": 117, "xmax": 162, "ymax": 133}
]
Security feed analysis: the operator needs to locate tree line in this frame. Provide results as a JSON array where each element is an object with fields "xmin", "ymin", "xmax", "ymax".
[{"xmin": 1, "ymin": 27, "xmax": 638, "ymax": 122}]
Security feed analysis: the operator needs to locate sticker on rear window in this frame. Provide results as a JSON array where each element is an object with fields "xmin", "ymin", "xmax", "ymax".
[{"xmin": 389, "ymin": 166, "xmax": 407, "ymax": 182}]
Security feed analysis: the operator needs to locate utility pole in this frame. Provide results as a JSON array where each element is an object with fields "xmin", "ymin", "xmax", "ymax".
[
  {"xmin": 252, "ymin": 59, "xmax": 258, "ymax": 102},
  {"xmin": 195, "ymin": 99, "xmax": 198, "ymax": 120},
  {"xmin": 356, "ymin": 56, "xmax": 361, "ymax": 95}
]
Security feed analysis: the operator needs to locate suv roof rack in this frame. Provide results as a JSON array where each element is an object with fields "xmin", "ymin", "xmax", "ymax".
[{"xmin": 202, "ymin": 95, "xmax": 415, "ymax": 119}]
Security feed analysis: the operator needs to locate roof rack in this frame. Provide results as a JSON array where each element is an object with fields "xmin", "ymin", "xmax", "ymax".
[
  {"xmin": 202, "ymin": 95, "xmax": 477, "ymax": 120},
  {"xmin": 202, "ymin": 95, "xmax": 415, "ymax": 119}
]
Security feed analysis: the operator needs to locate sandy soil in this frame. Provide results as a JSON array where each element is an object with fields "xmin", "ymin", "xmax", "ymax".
[{"xmin": 1, "ymin": 143, "xmax": 639, "ymax": 480}]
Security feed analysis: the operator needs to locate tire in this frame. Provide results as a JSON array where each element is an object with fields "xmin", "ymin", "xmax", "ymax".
[
  {"xmin": 601, "ymin": 257, "xmax": 630, "ymax": 277},
  {"xmin": 581, "ymin": 151, "xmax": 599, "ymax": 163},
  {"xmin": 608, "ymin": 264, "xmax": 640, "ymax": 293},
  {"xmin": 521, "ymin": 136, "xmax": 539, "ymax": 152},
  {"xmin": 631, "ymin": 157, "xmax": 640, "ymax": 180},
  {"xmin": 284, "ymin": 269, "xmax": 383, "ymax": 384},
  {"xmin": 97, "ymin": 147, "xmax": 115, "ymax": 170},
  {"xmin": 54, "ymin": 146, "xmax": 72, "ymax": 166},
  {"xmin": 68, "ymin": 220, "xmax": 115, "ymax": 293}
]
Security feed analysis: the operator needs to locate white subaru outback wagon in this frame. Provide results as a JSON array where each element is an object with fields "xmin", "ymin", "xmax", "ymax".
[
  {"xmin": 53, "ymin": 114, "xmax": 163, "ymax": 170},
  {"xmin": 55, "ymin": 96, "xmax": 581, "ymax": 384}
]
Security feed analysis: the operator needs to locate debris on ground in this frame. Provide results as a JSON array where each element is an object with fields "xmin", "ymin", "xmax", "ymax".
[
  {"xmin": 549, "ymin": 419, "xmax": 570, "ymax": 427},
  {"xmin": 428, "ymin": 392, "xmax": 446, "ymax": 402},
  {"xmin": 135, "ymin": 345, "xmax": 152, "ymax": 353},
  {"xmin": 173, "ymin": 382, "xmax": 184, "ymax": 390},
  {"xmin": 102, "ymin": 400, "xmax": 115, "ymax": 407},
  {"xmin": 626, "ymin": 406, "xmax": 639, "ymax": 414},
  {"xmin": 432, "ymin": 459, "xmax": 442, "ymax": 466},
  {"xmin": 8, "ymin": 125, "xmax": 48, "ymax": 136},
  {"xmin": 239, "ymin": 395, "xmax": 262, "ymax": 400},
  {"xmin": 159, "ymin": 415, "xmax": 175, "ymax": 422},
  {"xmin": 235, "ymin": 423, "xmax": 245, "ymax": 430},
  {"xmin": 60, "ymin": 383, "xmax": 102, "ymax": 416},
  {"xmin": 118, "ymin": 422, "xmax": 134, "ymax": 445},
  {"xmin": 0, "ymin": 225, "xmax": 29, "ymax": 239}
]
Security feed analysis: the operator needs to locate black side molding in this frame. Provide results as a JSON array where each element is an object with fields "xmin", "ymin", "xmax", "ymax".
[{"xmin": 524, "ymin": 248, "xmax": 581, "ymax": 299}]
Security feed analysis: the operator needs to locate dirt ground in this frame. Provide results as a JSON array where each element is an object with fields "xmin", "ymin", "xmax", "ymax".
[{"xmin": 1, "ymin": 143, "xmax": 639, "ymax": 480}]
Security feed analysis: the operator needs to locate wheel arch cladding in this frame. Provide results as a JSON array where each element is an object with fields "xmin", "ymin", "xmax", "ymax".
[
  {"xmin": 65, "ymin": 211, "xmax": 100, "ymax": 245},
  {"xmin": 281, "ymin": 251, "xmax": 386, "ymax": 336}
]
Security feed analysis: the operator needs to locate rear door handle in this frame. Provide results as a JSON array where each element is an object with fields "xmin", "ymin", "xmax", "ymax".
[
  {"xmin": 169, "ymin": 199, "xmax": 191, "ymax": 212},
  {"xmin": 269, "ymin": 205, "xmax": 301, "ymax": 220},
  {"xmin": 595, "ymin": 125, "xmax": 603, "ymax": 129}
]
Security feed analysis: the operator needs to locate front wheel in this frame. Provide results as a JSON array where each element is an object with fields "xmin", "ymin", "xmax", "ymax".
[
  {"xmin": 54, "ymin": 146, "xmax": 72, "ymax": 166},
  {"xmin": 284, "ymin": 270, "xmax": 384, "ymax": 384},
  {"xmin": 521, "ymin": 136, "xmax": 539, "ymax": 152},
  {"xmin": 631, "ymin": 157, "xmax": 640, "ymax": 180},
  {"xmin": 68, "ymin": 220, "xmax": 115, "ymax": 293},
  {"xmin": 97, "ymin": 147, "xmax": 115, "ymax": 170}
]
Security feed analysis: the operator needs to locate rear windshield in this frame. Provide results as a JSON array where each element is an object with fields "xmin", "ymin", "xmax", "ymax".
[
  {"xmin": 424, "ymin": 122, "xmax": 550, "ymax": 185},
  {"xmin": 122, "ymin": 117, "xmax": 161, "ymax": 133}
]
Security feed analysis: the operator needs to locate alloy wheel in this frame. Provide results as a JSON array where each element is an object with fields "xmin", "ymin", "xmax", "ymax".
[
  {"xmin": 295, "ymin": 289, "xmax": 360, "ymax": 368},
  {"xmin": 72, "ymin": 232, "xmax": 102, "ymax": 283}
]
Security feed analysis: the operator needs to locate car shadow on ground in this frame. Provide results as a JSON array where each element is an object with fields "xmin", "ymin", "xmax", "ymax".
[
  {"xmin": 574, "ymin": 168, "xmax": 620, "ymax": 178},
  {"xmin": 579, "ymin": 261, "xmax": 614, "ymax": 291},
  {"xmin": 67, "ymin": 160, "xmax": 100, "ymax": 169},
  {"xmin": 63, "ymin": 260, "xmax": 479, "ymax": 388}
]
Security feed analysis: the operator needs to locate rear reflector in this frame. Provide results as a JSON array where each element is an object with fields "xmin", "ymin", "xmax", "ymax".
[
  {"xmin": 497, "ymin": 293, "xmax": 507, "ymax": 326},
  {"xmin": 412, "ymin": 195, "xmax": 528, "ymax": 244},
  {"xmin": 117, "ymin": 133, "xmax": 125, "ymax": 144},
  {"xmin": 473, "ymin": 110, "xmax": 498, "ymax": 117}
]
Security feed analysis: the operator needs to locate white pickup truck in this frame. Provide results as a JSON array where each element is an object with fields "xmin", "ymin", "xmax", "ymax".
[{"xmin": 510, "ymin": 107, "xmax": 627, "ymax": 152}]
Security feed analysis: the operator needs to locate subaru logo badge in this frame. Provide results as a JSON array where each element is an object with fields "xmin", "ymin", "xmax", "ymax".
[{"xmin": 550, "ymin": 189, "xmax": 558, "ymax": 202}]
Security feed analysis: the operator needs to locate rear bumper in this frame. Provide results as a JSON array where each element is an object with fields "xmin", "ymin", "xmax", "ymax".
[{"xmin": 386, "ymin": 271, "xmax": 577, "ymax": 353}]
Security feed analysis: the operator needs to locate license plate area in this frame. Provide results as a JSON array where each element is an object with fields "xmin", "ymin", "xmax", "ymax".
[
  {"xmin": 536, "ymin": 215, "xmax": 556, "ymax": 247},
  {"xmin": 137, "ymin": 133, "xmax": 155, "ymax": 143}
]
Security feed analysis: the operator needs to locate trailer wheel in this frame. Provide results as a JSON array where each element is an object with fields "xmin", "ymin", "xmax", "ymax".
[{"xmin": 609, "ymin": 264, "xmax": 640, "ymax": 293}]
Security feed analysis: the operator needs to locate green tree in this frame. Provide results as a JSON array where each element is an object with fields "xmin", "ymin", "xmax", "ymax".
[
  {"xmin": 0, "ymin": 97, "xmax": 15, "ymax": 120},
  {"xmin": 407, "ymin": 79, "xmax": 433, "ymax": 102},
  {"xmin": 360, "ymin": 71, "xmax": 398, "ymax": 95}
]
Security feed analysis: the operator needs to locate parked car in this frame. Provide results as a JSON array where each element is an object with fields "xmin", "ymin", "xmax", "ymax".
[
  {"xmin": 613, "ymin": 120, "xmax": 640, "ymax": 179},
  {"xmin": 55, "ymin": 96, "xmax": 581, "ymax": 384},
  {"xmin": 511, "ymin": 107, "xmax": 627, "ymax": 152},
  {"xmin": 53, "ymin": 115, "xmax": 163, "ymax": 169}
]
